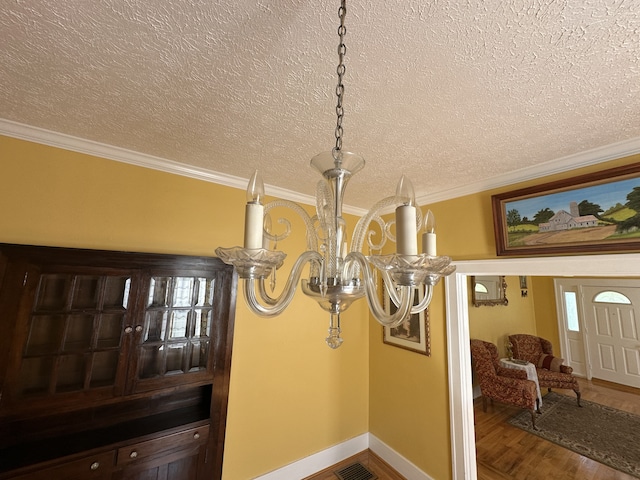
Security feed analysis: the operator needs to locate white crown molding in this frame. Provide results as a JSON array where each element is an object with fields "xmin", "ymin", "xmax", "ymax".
[
  {"xmin": 4, "ymin": 119, "xmax": 639, "ymax": 217},
  {"xmin": 417, "ymin": 135, "xmax": 640, "ymax": 206},
  {"xmin": 0, "ymin": 119, "xmax": 369, "ymax": 214}
]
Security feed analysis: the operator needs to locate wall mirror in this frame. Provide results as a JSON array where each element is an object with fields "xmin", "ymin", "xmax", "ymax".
[{"xmin": 471, "ymin": 275, "xmax": 508, "ymax": 307}]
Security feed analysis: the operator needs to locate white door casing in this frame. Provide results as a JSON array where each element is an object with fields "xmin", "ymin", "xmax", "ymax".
[
  {"xmin": 446, "ymin": 253, "xmax": 640, "ymax": 480},
  {"xmin": 554, "ymin": 279, "xmax": 587, "ymax": 377}
]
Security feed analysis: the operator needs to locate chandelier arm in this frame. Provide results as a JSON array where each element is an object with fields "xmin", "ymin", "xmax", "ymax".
[
  {"xmin": 351, "ymin": 195, "xmax": 400, "ymax": 254},
  {"xmin": 379, "ymin": 269, "xmax": 431, "ymax": 316},
  {"xmin": 264, "ymin": 199, "xmax": 318, "ymax": 253},
  {"xmin": 411, "ymin": 284, "xmax": 433, "ymax": 315},
  {"xmin": 243, "ymin": 250, "xmax": 323, "ymax": 317},
  {"xmin": 344, "ymin": 252, "xmax": 413, "ymax": 327}
]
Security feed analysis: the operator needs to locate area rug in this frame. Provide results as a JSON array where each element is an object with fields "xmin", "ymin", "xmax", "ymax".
[{"xmin": 508, "ymin": 392, "xmax": 640, "ymax": 478}]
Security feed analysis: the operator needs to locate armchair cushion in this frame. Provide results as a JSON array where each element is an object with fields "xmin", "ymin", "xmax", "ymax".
[{"xmin": 537, "ymin": 353, "xmax": 564, "ymax": 372}]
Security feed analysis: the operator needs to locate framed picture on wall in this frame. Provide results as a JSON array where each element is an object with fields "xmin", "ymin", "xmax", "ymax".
[
  {"xmin": 383, "ymin": 284, "xmax": 431, "ymax": 356},
  {"xmin": 492, "ymin": 162, "xmax": 640, "ymax": 256}
]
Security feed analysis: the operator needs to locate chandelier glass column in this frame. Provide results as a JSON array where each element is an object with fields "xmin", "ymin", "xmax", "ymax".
[{"xmin": 216, "ymin": 0, "xmax": 455, "ymax": 348}]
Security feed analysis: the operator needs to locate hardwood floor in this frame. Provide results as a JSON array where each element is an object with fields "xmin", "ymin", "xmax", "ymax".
[
  {"xmin": 475, "ymin": 378, "xmax": 640, "ymax": 480},
  {"xmin": 302, "ymin": 449, "xmax": 406, "ymax": 480},
  {"xmin": 304, "ymin": 379, "xmax": 639, "ymax": 480}
]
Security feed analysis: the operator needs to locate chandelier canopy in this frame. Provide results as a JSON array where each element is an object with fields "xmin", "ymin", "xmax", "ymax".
[{"xmin": 216, "ymin": 0, "xmax": 455, "ymax": 348}]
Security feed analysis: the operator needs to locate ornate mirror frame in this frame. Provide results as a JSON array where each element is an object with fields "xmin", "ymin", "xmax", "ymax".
[{"xmin": 470, "ymin": 275, "xmax": 508, "ymax": 307}]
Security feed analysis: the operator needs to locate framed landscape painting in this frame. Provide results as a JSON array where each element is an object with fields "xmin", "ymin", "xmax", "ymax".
[
  {"xmin": 492, "ymin": 162, "xmax": 640, "ymax": 256},
  {"xmin": 383, "ymin": 285, "xmax": 430, "ymax": 356}
]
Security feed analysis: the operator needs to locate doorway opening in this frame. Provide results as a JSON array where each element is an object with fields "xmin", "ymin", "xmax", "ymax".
[{"xmin": 445, "ymin": 253, "xmax": 640, "ymax": 480}]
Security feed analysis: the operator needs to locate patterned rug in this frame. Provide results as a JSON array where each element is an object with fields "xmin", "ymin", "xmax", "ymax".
[{"xmin": 508, "ymin": 392, "xmax": 640, "ymax": 478}]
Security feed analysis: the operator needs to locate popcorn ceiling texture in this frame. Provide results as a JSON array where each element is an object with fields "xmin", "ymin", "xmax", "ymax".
[{"xmin": 1, "ymin": 0, "xmax": 640, "ymax": 208}]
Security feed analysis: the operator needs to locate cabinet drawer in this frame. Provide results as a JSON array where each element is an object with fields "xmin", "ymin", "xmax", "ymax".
[
  {"xmin": 116, "ymin": 425, "xmax": 209, "ymax": 467},
  {"xmin": 9, "ymin": 451, "xmax": 115, "ymax": 480}
]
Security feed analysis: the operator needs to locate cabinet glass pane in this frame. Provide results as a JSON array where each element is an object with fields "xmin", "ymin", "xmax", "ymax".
[
  {"xmin": 57, "ymin": 354, "xmax": 86, "ymax": 392},
  {"xmin": 19, "ymin": 271, "xmax": 132, "ymax": 399},
  {"xmin": 145, "ymin": 311, "xmax": 167, "ymax": 342},
  {"xmin": 137, "ymin": 275, "xmax": 217, "ymax": 382},
  {"xmin": 166, "ymin": 343, "xmax": 186, "ymax": 374},
  {"xmin": 97, "ymin": 314, "xmax": 124, "ymax": 348},
  {"xmin": 90, "ymin": 350, "xmax": 119, "ymax": 387},
  {"xmin": 148, "ymin": 277, "xmax": 170, "ymax": 307},
  {"xmin": 193, "ymin": 310, "xmax": 211, "ymax": 338},
  {"xmin": 195, "ymin": 278, "xmax": 215, "ymax": 306},
  {"xmin": 25, "ymin": 315, "xmax": 65, "ymax": 355},
  {"xmin": 189, "ymin": 341, "xmax": 209, "ymax": 372},
  {"xmin": 35, "ymin": 274, "xmax": 70, "ymax": 310},
  {"xmin": 139, "ymin": 345, "xmax": 163, "ymax": 379},
  {"xmin": 172, "ymin": 277, "xmax": 194, "ymax": 307},
  {"xmin": 169, "ymin": 310, "xmax": 189, "ymax": 339},
  {"xmin": 64, "ymin": 314, "xmax": 94, "ymax": 351},
  {"xmin": 103, "ymin": 276, "xmax": 131, "ymax": 308},
  {"xmin": 71, "ymin": 275, "xmax": 100, "ymax": 309},
  {"xmin": 19, "ymin": 357, "xmax": 53, "ymax": 394}
]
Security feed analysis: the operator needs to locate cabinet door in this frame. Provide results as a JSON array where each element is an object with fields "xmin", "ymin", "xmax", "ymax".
[
  {"xmin": 114, "ymin": 445, "xmax": 204, "ymax": 480},
  {"xmin": 1, "ymin": 264, "xmax": 139, "ymax": 411},
  {"xmin": 114, "ymin": 425, "xmax": 209, "ymax": 480},
  {"xmin": 130, "ymin": 273, "xmax": 224, "ymax": 393}
]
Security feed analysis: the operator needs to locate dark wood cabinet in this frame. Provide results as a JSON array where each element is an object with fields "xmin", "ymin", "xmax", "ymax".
[{"xmin": 0, "ymin": 244, "xmax": 236, "ymax": 480}]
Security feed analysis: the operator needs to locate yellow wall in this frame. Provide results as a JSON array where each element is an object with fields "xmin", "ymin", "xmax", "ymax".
[
  {"xmin": 368, "ymin": 152, "xmax": 640, "ymax": 479},
  {"xmin": 532, "ymin": 276, "xmax": 562, "ymax": 353},
  {"xmin": 468, "ymin": 275, "xmax": 537, "ymax": 357},
  {"xmin": 0, "ymin": 135, "xmax": 369, "ymax": 480},
  {"xmin": 5, "ymin": 133, "xmax": 640, "ymax": 480}
]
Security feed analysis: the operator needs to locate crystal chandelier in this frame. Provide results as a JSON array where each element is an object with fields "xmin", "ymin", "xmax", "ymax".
[{"xmin": 216, "ymin": 0, "xmax": 455, "ymax": 348}]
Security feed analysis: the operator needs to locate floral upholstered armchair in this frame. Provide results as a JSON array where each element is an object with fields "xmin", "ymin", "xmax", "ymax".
[
  {"xmin": 470, "ymin": 339, "xmax": 538, "ymax": 428},
  {"xmin": 508, "ymin": 334, "xmax": 581, "ymax": 406}
]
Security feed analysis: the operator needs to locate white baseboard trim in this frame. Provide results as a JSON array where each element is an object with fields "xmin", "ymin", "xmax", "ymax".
[
  {"xmin": 253, "ymin": 434, "xmax": 368, "ymax": 480},
  {"xmin": 473, "ymin": 384, "xmax": 482, "ymax": 399},
  {"xmin": 369, "ymin": 435, "xmax": 434, "ymax": 480},
  {"xmin": 252, "ymin": 433, "xmax": 433, "ymax": 480}
]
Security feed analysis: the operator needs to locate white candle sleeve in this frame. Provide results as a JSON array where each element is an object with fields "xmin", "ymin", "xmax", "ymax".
[
  {"xmin": 396, "ymin": 204, "xmax": 418, "ymax": 255},
  {"xmin": 244, "ymin": 203, "xmax": 264, "ymax": 249},
  {"xmin": 422, "ymin": 232, "xmax": 437, "ymax": 256}
]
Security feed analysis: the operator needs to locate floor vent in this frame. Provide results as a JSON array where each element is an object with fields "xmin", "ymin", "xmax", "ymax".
[{"xmin": 334, "ymin": 462, "xmax": 378, "ymax": 480}]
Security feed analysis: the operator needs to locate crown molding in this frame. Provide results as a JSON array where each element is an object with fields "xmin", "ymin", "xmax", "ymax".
[
  {"xmin": 0, "ymin": 118, "xmax": 353, "ymax": 213},
  {"xmin": 417, "ymin": 136, "xmax": 640, "ymax": 206},
  {"xmin": 3, "ymin": 119, "xmax": 639, "ymax": 217}
]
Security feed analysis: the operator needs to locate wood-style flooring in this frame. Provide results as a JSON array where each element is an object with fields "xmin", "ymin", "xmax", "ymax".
[
  {"xmin": 302, "ymin": 449, "xmax": 406, "ymax": 480},
  {"xmin": 304, "ymin": 378, "xmax": 639, "ymax": 480},
  {"xmin": 475, "ymin": 378, "xmax": 640, "ymax": 480}
]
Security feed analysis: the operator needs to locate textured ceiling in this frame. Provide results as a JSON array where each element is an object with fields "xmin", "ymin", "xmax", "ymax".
[{"xmin": 2, "ymin": 0, "xmax": 640, "ymax": 210}]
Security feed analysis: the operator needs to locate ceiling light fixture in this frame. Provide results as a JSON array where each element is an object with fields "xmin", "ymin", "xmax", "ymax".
[{"xmin": 216, "ymin": 0, "xmax": 455, "ymax": 348}]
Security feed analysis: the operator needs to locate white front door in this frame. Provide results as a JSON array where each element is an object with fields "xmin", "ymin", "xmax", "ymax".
[{"xmin": 582, "ymin": 284, "xmax": 640, "ymax": 388}]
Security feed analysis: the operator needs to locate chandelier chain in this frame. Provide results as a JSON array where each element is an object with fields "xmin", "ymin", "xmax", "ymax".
[{"xmin": 333, "ymin": 0, "xmax": 347, "ymax": 159}]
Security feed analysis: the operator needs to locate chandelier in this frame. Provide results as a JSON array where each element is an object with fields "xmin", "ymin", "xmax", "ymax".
[{"xmin": 216, "ymin": 0, "xmax": 455, "ymax": 348}]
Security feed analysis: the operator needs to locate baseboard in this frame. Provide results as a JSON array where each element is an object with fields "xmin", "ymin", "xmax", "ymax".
[
  {"xmin": 473, "ymin": 384, "xmax": 482, "ymax": 399},
  {"xmin": 252, "ymin": 433, "xmax": 433, "ymax": 480},
  {"xmin": 369, "ymin": 435, "xmax": 435, "ymax": 480},
  {"xmin": 253, "ymin": 434, "xmax": 368, "ymax": 480}
]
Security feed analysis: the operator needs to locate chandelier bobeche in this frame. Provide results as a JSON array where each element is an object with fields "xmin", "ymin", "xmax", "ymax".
[{"xmin": 215, "ymin": 0, "xmax": 455, "ymax": 348}]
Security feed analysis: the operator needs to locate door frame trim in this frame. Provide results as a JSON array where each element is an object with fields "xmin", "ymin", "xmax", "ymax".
[
  {"xmin": 445, "ymin": 253, "xmax": 640, "ymax": 480},
  {"xmin": 553, "ymin": 279, "xmax": 588, "ymax": 378}
]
